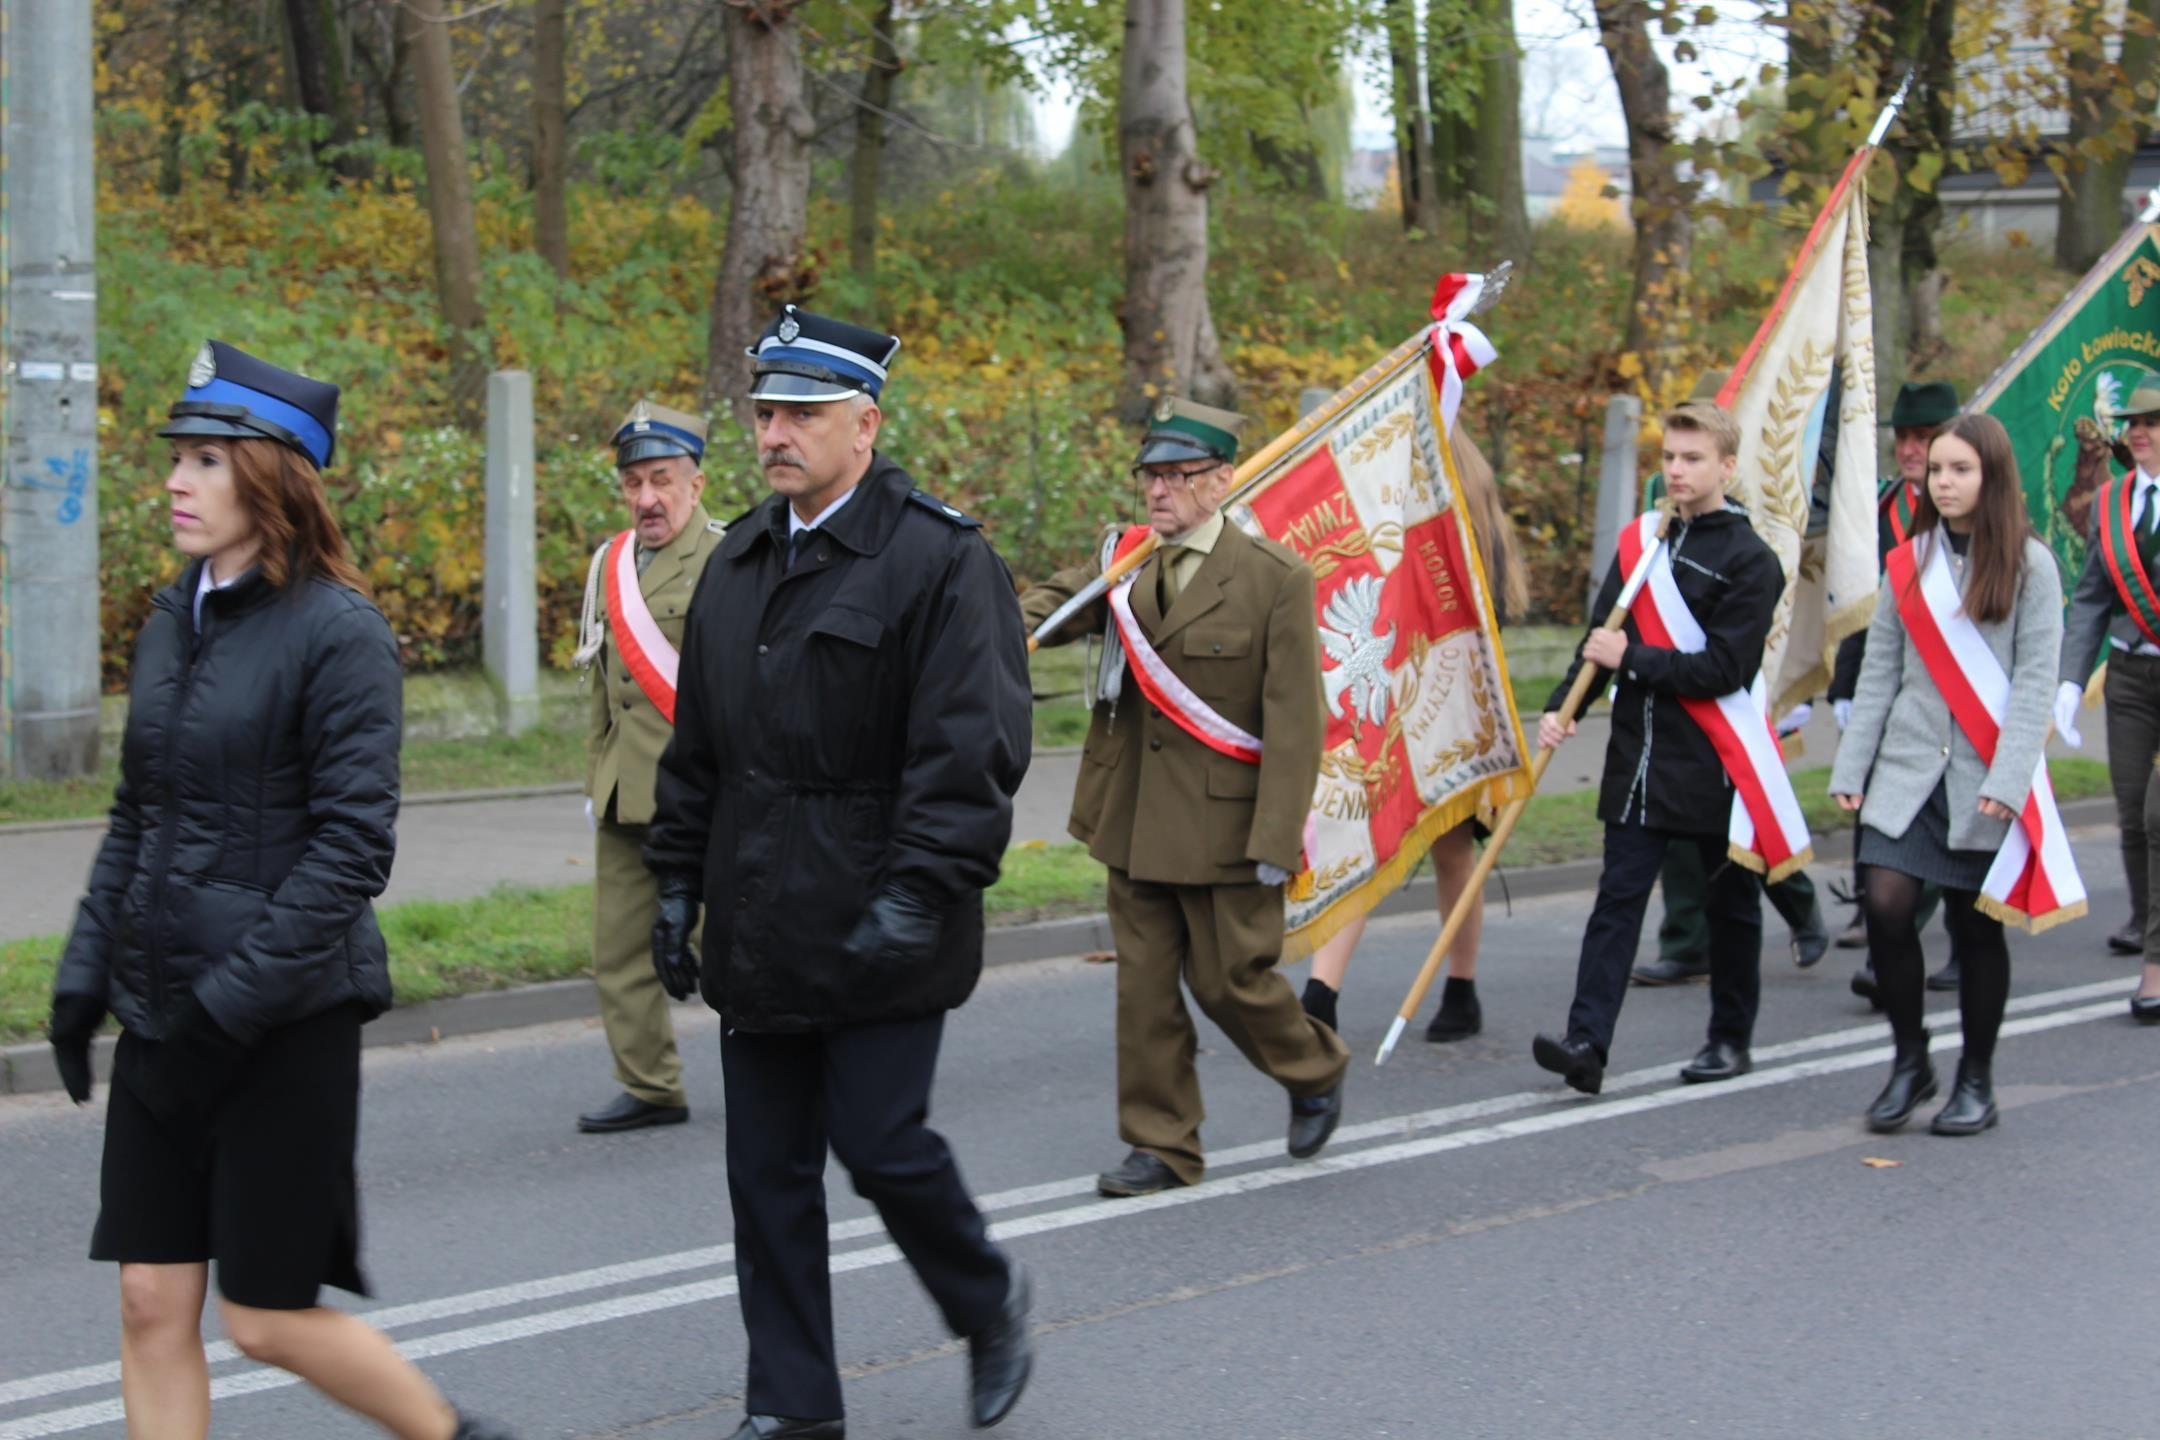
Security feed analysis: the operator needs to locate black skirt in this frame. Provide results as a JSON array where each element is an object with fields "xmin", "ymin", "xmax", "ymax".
[
  {"xmin": 90, "ymin": 1001, "xmax": 369, "ymax": 1310},
  {"xmin": 1857, "ymin": 780, "xmax": 1997, "ymax": 893}
]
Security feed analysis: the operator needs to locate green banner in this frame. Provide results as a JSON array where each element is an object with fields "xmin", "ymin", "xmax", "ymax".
[{"xmin": 1970, "ymin": 223, "xmax": 2160, "ymax": 580}]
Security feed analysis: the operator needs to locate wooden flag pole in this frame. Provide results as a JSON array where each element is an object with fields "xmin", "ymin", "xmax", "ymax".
[{"xmin": 1375, "ymin": 505, "xmax": 1677, "ymax": 1065}]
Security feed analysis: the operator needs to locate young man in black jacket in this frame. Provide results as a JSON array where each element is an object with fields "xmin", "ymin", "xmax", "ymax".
[{"xmin": 1531, "ymin": 403, "xmax": 1785, "ymax": 1094}]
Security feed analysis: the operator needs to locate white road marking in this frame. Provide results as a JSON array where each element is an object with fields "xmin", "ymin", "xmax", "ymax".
[{"xmin": 0, "ymin": 981, "xmax": 2137, "ymax": 1437}]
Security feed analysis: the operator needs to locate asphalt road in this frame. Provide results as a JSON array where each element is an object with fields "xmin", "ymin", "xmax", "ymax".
[{"xmin": 2, "ymin": 832, "xmax": 2154, "ymax": 1439}]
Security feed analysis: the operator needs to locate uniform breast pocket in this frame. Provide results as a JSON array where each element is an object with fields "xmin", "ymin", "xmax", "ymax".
[
  {"xmin": 1181, "ymin": 627, "xmax": 1253, "ymax": 700},
  {"xmin": 806, "ymin": 606, "xmax": 887, "ymax": 699}
]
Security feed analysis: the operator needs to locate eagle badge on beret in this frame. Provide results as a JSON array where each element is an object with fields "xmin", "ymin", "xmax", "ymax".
[
  {"xmin": 187, "ymin": 343, "xmax": 217, "ymax": 389},
  {"xmin": 778, "ymin": 313, "xmax": 801, "ymax": 343}
]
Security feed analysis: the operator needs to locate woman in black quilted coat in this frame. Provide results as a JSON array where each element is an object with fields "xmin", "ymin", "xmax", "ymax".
[{"xmin": 44, "ymin": 342, "xmax": 512, "ymax": 1440}]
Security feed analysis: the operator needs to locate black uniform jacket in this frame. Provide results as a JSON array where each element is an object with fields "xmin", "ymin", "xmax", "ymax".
[
  {"xmin": 644, "ymin": 455, "xmax": 1032, "ymax": 1032},
  {"xmin": 53, "ymin": 563, "xmax": 403, "ymax": 1046},
  {"xmin": 1548, "ymin": 501, "xmax": 1783, "ymax": 834}
]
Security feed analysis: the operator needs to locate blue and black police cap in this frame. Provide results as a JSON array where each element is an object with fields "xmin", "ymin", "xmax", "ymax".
[
  {"xmin": 747, "ymin": 304, "xmax": 901, "ymax": 404},
  {"xmin": 158, "ymin": 340, "xmax": 339, "ymax": 469},
  {"xmin": 612, "ymin": 398, "xmax": 709, "ymax": 467},
  {"xmin": 1134, "ymin": 396, "xmax": 1246, "ymax": 468}
]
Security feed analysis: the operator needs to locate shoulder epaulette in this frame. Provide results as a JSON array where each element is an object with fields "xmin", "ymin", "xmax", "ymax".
[
  {"xmin": 706, "ymin": 518, "xmax": 727, "ymax": 536},
  {"xmin": 907, "ymin": 489, "xmax": 982, "ymax": 528}
]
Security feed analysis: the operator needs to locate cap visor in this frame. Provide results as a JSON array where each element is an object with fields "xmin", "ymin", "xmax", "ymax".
[
  {"xmin": 159, "ymin": 414, "xmax": 272, "ymax": 443},
  {"xmin": 749, "ymin": 372, "xmax": 862, "ymax": 403},
  {"xmin": 616, "ymin": 435, "xmax": 698, "ymax": 466},
  {"xmin": 1135, "ymin": 436, "xmax": 1219, "ymax": 467}
]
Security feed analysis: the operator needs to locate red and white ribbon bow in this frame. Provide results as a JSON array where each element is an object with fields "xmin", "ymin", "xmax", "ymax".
[{"xmin": 1427, "ymin": 272, "xmax": 1499, "ymax": 431}]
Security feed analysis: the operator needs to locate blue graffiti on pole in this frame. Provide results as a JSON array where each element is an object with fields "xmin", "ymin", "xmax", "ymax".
[{"xmin": 22, "ymin": 449, "xmax": 91, "ymax": 525}]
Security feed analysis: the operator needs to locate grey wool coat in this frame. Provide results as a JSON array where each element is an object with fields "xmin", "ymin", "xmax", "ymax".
[{"xmin": 1830, "ymin": 532, "xmax": 2063, "ymax": 854}]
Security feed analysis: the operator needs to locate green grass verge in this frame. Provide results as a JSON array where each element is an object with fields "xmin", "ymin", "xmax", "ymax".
[{"xmin": 2, "ymin": 758, "xmax": 2114, "ymax": 1047}]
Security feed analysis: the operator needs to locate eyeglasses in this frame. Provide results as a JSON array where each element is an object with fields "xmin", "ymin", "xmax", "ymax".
[{"xmin": 1133, "ymin": 463, "xmax": 1223, "ymax": 489}]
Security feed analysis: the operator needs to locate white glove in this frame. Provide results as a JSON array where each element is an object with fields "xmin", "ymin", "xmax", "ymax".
[
  {"xmin": 584, "ymin": 796, "xmax": 598, "ymax": 831},
  {"xmin": 1833, "ymin": 698, "xmax": 1852, "ymax": 731},
  {"xmin": 1774, "ymin": 702, "xmax": 1811, "ymax": 738},
  {"xmin": 2053, "ymin": 681, "xmax": 2084, "ymax": 748},
  {"xmin": 1256, "ymin": 862, "xmax": 1293, "ymax": 887}
]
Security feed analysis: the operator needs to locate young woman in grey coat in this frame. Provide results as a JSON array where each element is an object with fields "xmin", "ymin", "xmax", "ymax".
[{"xmin": 1830, "ymin": 413, "xmax": 2064, "ymax": 1136}]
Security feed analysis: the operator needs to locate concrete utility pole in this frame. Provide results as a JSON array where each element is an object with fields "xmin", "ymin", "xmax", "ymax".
[
  {"xmin": 483, "ymin": 370, "xmax": 538, "ymax": 736},
  {"xmin": 1588, "ymin": 394, "xmax": 1643, "ymax": 619},
  {"xmin": 0, "ymin": 1, "xmax": 101, "ymax": 779}
]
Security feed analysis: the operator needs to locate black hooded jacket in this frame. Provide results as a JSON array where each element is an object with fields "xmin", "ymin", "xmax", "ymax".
[
  {"xmin": 52, "ymin": 562, "xmax": 402, "ymax": 1045},
  {"xmin": 1547, "ymin": 501, "xmax": 1784, "ymax": 834}
]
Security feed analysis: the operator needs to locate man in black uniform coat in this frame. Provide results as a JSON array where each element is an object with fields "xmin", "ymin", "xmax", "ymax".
[{"xmin": 644, "ymin": 306, "xmax": 1036, "ymax": 1439}]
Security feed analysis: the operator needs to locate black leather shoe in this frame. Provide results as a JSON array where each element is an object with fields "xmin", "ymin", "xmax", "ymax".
[
  {"xmin": 1849, "ymin": 964, "xmax": 1883, "ymax": 1009},
  {"xmin": 967, "ymin": 1260, "xmax": 1034, "ymax": 1428},
  {"xmin": 1679, "ymin": 1040, "xmax": 1751, "ymax": 1084},
  {"xmin": 1423, "ymin": 979, "xmax": 1482, "ymax": 1042},
  {"xmin": 1792, "ymin": 904, "xmax": 1830, "ymax": 969},
  {"xmin": 1925, "ymin": 959, "xmax": 1961, "ymax": 993},
  {"xmin": 452, "ymin": 1411, "xmax": 521, "ymax": 1440},
  {"xmin": 1287, "ymin": 1083, "xmax": 1344, "ymax": 1159},
  {"xmin": 1096, "ymin": 1149, "xmax": 1186, "ymax": 1197},
  {"xmin": 1865, "ymin": 1037, "xmax": 1937, "ymax": 1132},
  {"xmin": 577, "ymin": 1092, "xmax": 689, "ymax": 1134},
  {"xmin": 1929, "ymin": 1059, "xmax": 1998, "ymax": 1135},
  {"xmin": 1630, "ymin": 955, "xmax": 1710, "ymax": 986},
  {"xmin": 2108, "ymin": 921, "xmax": 2144, "ymax": 955},
  {"xmin": 1531, "ymin": 1032, "xmax": 1603, "ymax": 1095},
  {"xmin": 2131, "ymin": 993, "xmax": 2160, "ymax": 1025},
  {"xmin": 726, "ymin": 1418, "xmax": 844, "ymax": 1440}
]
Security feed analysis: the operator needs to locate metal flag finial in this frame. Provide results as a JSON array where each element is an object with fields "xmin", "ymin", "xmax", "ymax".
[
  {"xmin": 2142, "ymin": 184, "xmax": 2160, "ymax": 224},
  {"xmin": 1867, "ymin": 71, "xmax": 1915, "ymax": 148}
]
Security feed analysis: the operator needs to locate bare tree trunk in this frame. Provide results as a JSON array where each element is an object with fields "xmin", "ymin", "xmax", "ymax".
[
  {"xmin": 534, "ymin": 0, "xmax": 571, "ymax": 278},
  {"xmin": 1868, "ymin": 0, "xmax": 1957, "ymax": 392},
  {"xmin": 1595, "ymin": 0, "xmax": 1694, "ymax": 392},
  {"xmin": 2055, "ymin": 0, "xmax": 2160, "ymax": 271},
  {"xmin": 1425, "ymin": 3, "xmax": 1469, "ymax": 216},
  {"xmin": 404, "ymin": 0, "xmax": 490, "ymax": 426},
  {"xmin": 1468, "ymin": 0, "xmax": 1529, "ymax": 265},
  {"xmin": 1782, "ymin": 0, "xmax": 1843, "ymax": 186},
  {"xmin": 1386, "ymin": 0, "xmax": 1429, "ymax": 231},
  {"xmin": 848, "ymin": 0, "xmax": 902, "ymax": 310},
  {"xmin": 703, "ymin": 0, "xmax": 816, "ymax": 430},
  {"xmin": 1118, "ymin": 0, "xmax": 1236, "ymax": 422},
  {"xmin": 352, "ymin": 1, "xmax": 412, "ymax": 150},
  {"xmin": 159, "ymin": 6, "xmax": 191, "ymax": 196},
  {"xmin": 282, "ymin": 0, "xmax": 365, "ymax": 179}
]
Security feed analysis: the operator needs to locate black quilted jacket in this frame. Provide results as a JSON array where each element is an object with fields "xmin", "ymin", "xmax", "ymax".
[{"xmin": 52, "ymin": 560, "xmax": 402, "ymax": 1045}]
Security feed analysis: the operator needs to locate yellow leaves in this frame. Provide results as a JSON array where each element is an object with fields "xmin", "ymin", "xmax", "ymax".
[
  {"xmin": 1860, "ymin": 1157, "xmax": 1902, "ymax": 1169},
  {"xmin": 1614, "ymin": 351, "xmax": 1645, "ymax": 381},
  {"xmin": 1552, "ymin": 158, "xmax": 1627, "ymax": 232}
]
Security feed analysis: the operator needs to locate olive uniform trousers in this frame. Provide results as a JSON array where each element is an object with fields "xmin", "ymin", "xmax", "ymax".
[
  {"xmin": 594, "ymin": 816, "xmax": 685, "ymax": 1107},
  {"xmin": 1107, "ymin": 868, "xmax": 1349, "ymax": 1186}
]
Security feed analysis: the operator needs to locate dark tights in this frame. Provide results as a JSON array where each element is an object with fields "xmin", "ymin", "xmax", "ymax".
[{"xmin": 1861, "ymin": 864, "xmax": 2011, "ymax": 1064}]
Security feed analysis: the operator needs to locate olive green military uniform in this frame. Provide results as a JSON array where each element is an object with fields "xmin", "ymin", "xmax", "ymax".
[
  {"xmin": 584, "ymin": 505, "xmax": 723, "ymax": 1107},
  {"xmin": 1020, "ymin": 517, "xmax": 1346, "ymax": 1185}
]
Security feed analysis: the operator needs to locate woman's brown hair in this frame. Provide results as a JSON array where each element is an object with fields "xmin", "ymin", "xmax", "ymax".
[
  {"xmin": 1906, "ymin": 412, "xmax": 2030, "ymax": 625},
  {"xmin": 225, "ymin": 437, "xmax": 369, "ymax": 596},
  {"xmin": 1450, "ymin": 426, "xmax": 1529, "ymax": 623}
]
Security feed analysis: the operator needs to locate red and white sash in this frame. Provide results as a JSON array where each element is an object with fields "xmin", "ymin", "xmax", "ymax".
[
  {"xmin": 1887, "ymin": 535, "xmax": 2086, "ymax": 931},
  {"xmin": 1102, "ymin": 525, "xmax": 1262, "ymax": 764},
  {"xmin": 1616, "ymin": 511, "xmax": 1813, "ymax": 880},
  {"xmin": 601, "ymin": 530, "xmax": 680, "ymax": 724}
]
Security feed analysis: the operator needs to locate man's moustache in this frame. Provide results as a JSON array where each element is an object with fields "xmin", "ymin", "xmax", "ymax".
[{"xmin": 762, "ymin": 452, "xmax": 805, "ymax": 469}]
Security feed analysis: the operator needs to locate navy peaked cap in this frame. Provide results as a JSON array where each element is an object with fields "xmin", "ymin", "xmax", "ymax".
[
  {"xmin": 747, "ymin": 305, "xmax": 901, "ymax": 403},
  {"xmin": 158, "ymin": 340, "xmax": 340, "ymax": 468}
]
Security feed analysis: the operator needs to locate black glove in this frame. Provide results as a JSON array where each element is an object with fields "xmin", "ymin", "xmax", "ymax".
[
  {"xmin": 843, "ymin": 885, "xmax": 943, "ymax": 967},
  {"xmin": 48, "ymin": 992, "xmax": 106, "ymax": 1105},
  {"xmin": 137, "ymin": 992, "xmax": 249, "ymax": 1139},
  {"xmin": 651, "ymin": 873, "xmax": 702, "ymax": 1002}
]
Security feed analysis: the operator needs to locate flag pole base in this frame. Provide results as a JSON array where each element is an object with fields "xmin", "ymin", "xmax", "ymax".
[{"xmin": 1375, "ymin": 1015, "xmax": 1408, "ymax": 1067}]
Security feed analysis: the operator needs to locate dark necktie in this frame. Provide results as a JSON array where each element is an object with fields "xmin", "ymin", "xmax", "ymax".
[
  {"xmin": 787, "ymin": 529, "xmax": 809, "ymax": 572},
  {"xmin": 2139, "ymin": 486, "xmax": 2160, "ymax": 568}
]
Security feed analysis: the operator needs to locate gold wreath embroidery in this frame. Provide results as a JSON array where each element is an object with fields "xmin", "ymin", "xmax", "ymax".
[
  {"xmin": 2126, "ymin": 257, "xmax": 2160, "ymax": 309},
  {"xmin": 1308, "ymin": 522, "xmax": 1405, "ymax": 581}
]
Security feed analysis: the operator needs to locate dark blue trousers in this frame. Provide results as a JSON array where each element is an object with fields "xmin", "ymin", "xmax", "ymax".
[
  {"xmin": 1568, "ymin": 823, "xmax": 1763, "ymax": 1059},
  {"xmin": 720, "ymin": 1013, "xmax": 1009, "ymax": 1421}
]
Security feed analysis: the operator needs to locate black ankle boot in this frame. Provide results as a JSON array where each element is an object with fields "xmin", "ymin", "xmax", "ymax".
[
  {"xmin": 1424, "ymin": 978, "xmax": 1481, "ymax": 1042},
  {"xmin": 1929, "ymin": 1058, "xmax": 1998, "ymax": 1136},
  {"xmin": 1865, "ymin": 1032, "xmax": 1936, "ymax": 1133},
  {"xmin": 1300, "ymin": 977, "xmax": 1339, "ymax": 1032}
]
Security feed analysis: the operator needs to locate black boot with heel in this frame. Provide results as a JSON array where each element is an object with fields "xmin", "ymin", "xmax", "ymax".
[
  {"xmin": 1864, "ymin": 1031, "xmax": 1936, "ymax": 1133},
  {"xmin": 1930, "ymin": 1058, "xmax": 1998, "ymax": 1136}
]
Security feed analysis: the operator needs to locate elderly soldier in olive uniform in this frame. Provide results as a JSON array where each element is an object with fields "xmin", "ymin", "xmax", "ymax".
[
  {"xmin": 644, "ymin": 307, "xmax": 1037, "ymax": 1439},
  {"xmin": 1020, "ymin": 398, "xmax": 1347, "ymax": 1200},
  {"xmin": 571, "ymin": 400, "xmax": 724, "ymax": 1134}
]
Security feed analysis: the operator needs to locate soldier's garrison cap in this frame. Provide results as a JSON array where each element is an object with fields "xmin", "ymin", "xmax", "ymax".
[
  {"xmin": 1134, "ymin": 396, "xmax": 1246, "ymax": 468},
  {"xmin": 747, "ymin": 305, "xmax": 900, "ymax": 403},
  {"xmin": 1884, "ymin": 379, "xmax": 1961, "ymax": 429},
  {"xmin": 159, "ymin": 340, "xmax": 340, "ymax": 469},
  {"xmin": 2124, "ymin": 374, "xmax": 2160, "ymax": 419},
  {"xmin": 613, "ymin": 399, "xmax": 709, "ymax": 467}
]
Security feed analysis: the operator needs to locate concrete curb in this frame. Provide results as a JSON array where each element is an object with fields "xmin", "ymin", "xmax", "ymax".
[{"xmin": 1, "ymin": 796, "xmax": 2120, "ymax": 1098}]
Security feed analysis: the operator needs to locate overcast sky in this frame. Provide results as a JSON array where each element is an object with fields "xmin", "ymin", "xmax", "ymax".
[{"xmin": 1029, "ymin": 1, "xmax": 1784, "ymax": 158}]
